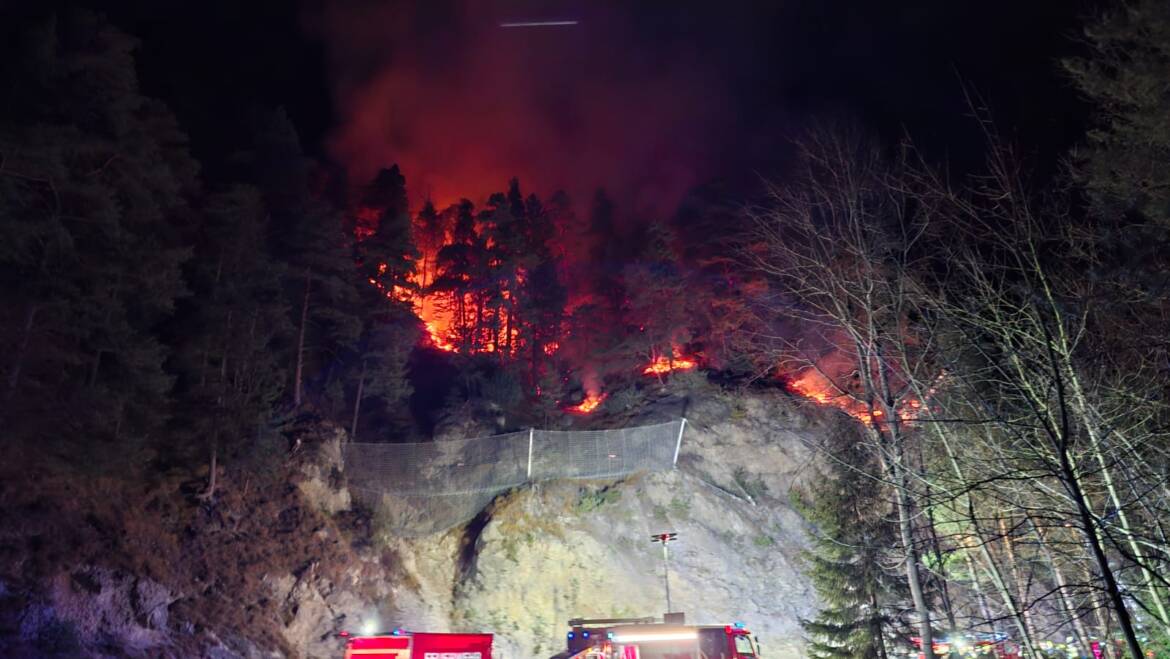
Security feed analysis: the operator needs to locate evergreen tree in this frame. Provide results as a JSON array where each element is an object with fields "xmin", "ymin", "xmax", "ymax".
[
  {"xmin": 244, "ymin": 109, "xmax": 363, "ymax": 410},
  {"xmin": 349, "ymin": 297, "xmax": 418, "ymax": 441},
  {"xmin": 586, "ymin": 189, "xmax": 626, "ymax": 311},
  {"xmin": 799, "ymin": 422, "xmax": 911, "ymax": 658},
  {"xmin": 169, "ymin": 186, "xmax": 289, "ymax": 482},
  {"xmin": 0, "ymin": 10, "xmax": 197, "ymax": 449},
  {"xmin": 414, "ymin": 199, "xmax": 448, "ymax": 298},
  {"xmin": 433, "ymin": 199, "xmax": 486, "ymax": 351},
  {"xmin": 514, "ymin": 190, "xmax": 566, "ymax": 394},
  {"xmin": 623, "ymin": 222, "xmax": 693, "ymax": 380},
  {"xmin": 1064, "ymin": 1, "xmax": 1170, "ymax": 227},
  {"xmin": 358, "ymin": 165, "xmax": 418, "ymax": 294}
]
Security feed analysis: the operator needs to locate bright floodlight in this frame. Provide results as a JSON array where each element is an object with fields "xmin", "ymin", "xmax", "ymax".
[
  {"xmin": 499, "ymin": 20, "xmax": 579, "ymax": 28},
  {"xmin": 361, "ymin": 619, "xmax": 379, "ymax": 636}
]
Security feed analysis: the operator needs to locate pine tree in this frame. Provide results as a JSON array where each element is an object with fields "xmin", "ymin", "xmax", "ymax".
[
  {"xmin": 515, "ymin": 193, "xmax": 567, "ymax": 395},
  {"xmin": 357, "ymin": 166, "xmax": 418, "ymax": 294},
  {"xmin": 0, "ymin": 9, "xmax": 197, "ymax": 450},
  {"xmin": 623, "ymin": 222, "xmax": 693, "ymax": 381},
  {"xmin": 245, "ymin": 109, "xmax": 363, "ymax": 410},
  {"xmin": 348, "ymin": 296, "xmax": 418, "ymax": 441},
  {"xmin": 433, "ymin": 199, "xmax": 486, "ymax": 351},
  {"xmin": 414, "ymin": 199, "xmax": 448, "ymax": 299},
  {"xmin": 800, "ymin": 423, "xmax": 910, "ymax": 659},
  {"xmin": 169, "ymin": 186, "xmax": 290, "ymax": 470},
  {"xmin": 1063, "ymin": 1, "xmax": 1170, "ymax": 227}
]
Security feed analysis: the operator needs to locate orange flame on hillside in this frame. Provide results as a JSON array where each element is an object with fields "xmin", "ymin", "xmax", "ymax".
[
  {"xmin": 787, "ymin": 368, "xmax": 926, "ymax": 426},
  {"xmin": 642, "ymin": 355, "xmax": 697, "ymax": 375},
  {"xmin": 567, "ymin": 392, "xmax": 607, "ymax": 415}
]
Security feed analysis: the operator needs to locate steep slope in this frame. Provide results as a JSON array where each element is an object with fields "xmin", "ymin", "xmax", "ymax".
[
  {"xmin": 380, "ymin": 390, "xmax": 821, "ymax": 658},
  {"xmin": 0, "ymin": 388, "xmax": 822, "ymax": 658}
]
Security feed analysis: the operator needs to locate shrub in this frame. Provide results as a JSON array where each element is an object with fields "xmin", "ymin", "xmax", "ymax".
[
  {"xmin": 573, "ymin": 486, "xmax": 622, "ymax": 514},
  {"xmin": 733, "ymin": 467, "xmax": 769, "ymax": 500}
]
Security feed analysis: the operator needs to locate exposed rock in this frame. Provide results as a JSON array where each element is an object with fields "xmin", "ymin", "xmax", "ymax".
[
  {"xmin": 380, "ymin": 388, "xmax": 819, "ymax": 658},
  {"xmin": 295, "ymin": 427, "xmax": 352, "ymax": 516},
  {"xmin": 0, "ymin": 389, "xmax": 821, "ymax": 658}
]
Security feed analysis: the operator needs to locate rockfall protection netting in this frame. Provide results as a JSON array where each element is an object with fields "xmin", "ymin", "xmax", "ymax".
[{"xmin": 343, "ymin": 418, "xmax": 686, "ymax": 535}]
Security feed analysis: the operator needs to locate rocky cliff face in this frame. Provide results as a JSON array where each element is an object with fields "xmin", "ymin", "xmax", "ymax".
[
  {"xmin": 373, "ymin": 390, "xmax": 821, "ymax": 659},
  {"xmin": 0, "ymin": 388, "xmax": 823, "ymax": 658}
]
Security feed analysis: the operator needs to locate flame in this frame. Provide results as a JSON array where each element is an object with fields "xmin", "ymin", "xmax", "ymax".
[
  {"xmin": 423, "ymin": 319, "xmax": 458, "ymax": 352},
  {"xmin": 642, "ymin": 355, "xmax": 697, "ymax": 375},
  {"xmin": 567, "ymin": 392, "xmax": 606, "ymax": 415},
  {"xmin": 786, "ymin": 368, "xmax": 927, "ymax": 427}
]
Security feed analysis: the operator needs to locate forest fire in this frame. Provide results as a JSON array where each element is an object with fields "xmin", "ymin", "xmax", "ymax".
[
  {"xmin": 786, "ymin": 368, "xmax": 925, "ymax": 426},
  {"xmin": 422, "ymin": 319, "xmax": 458, "ymax": 352},
  {"xmin": 642, "ymin": 354, "xmax": 697, "ymax": 375},
  {"xmin": 567, "ymin": 392, "xmax": 607, "ymax": 415}
]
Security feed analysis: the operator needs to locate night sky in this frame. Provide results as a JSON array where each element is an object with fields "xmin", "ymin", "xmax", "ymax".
[{"xmin": 99, "ymin": 0, "xmax": 1097, "ymax": 213}]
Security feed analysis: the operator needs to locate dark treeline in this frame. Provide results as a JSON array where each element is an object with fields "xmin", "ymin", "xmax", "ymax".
[
  {"xmin": 0, "ymin": 9, "xmax": 418, "ymax": 472},
  {"xmin": 740, "ymin": 3, "xmax": 1170, "ymax": 658},
  {"xmin": 0, "ymin": 8, "xmax": 739, "ymax": 479}
]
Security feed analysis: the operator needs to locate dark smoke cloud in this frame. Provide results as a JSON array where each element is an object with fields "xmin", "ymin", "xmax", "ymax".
[{"xmin": 313, "ymin": 0, "xmax": 735, "ymax": 215}]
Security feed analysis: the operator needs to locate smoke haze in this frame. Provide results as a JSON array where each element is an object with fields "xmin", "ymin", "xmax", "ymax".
[{"xmin": 313, "ymin": 0, "xmax": 735, "ymax": 214}]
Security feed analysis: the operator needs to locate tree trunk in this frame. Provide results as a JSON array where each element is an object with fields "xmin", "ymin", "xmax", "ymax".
[
  {"xmin": 870, "ymin": 342, "xmax": 935, "ymax": 659},
  {"xmin": 1071, "ymin": 386, "xmax": 1170, "ymax": 636},
  {"xmin": 997, "ymin": 515, "xmax": 1039, "ymax": 649},
  {"xmin": 5, "ymin": 303, "xmax": 39, "ymax": 402},
  {"xmin": 872, "ymin": 590, "xmax": 890, "ymax": 659},
  {"xmin": 965, "ymin": 514, "xmax": 1041, "ymax": 659},
  {"xmin": 893, "ymin": 449, "xmax": 936, "ymax": 659},
  {"xmin": 1059, "ymin": 442, "xmax": 1145, "ymax": 659},
  {"xmin": 88, "ymin": 349, "xmax": 104, "ymax": 386},
  {"xmin": 961, "ymin": 549, "xmax": 996, "ymax": 633},
  {"xmin": 918, "ymin": 444, "xmax": 956, "ymax": 632},
  {"xmin": 198, "ymin": 440, "xmax": 218, "ymax": 501},
  {"xmin": 350, "ymin": 358, "xmax": 366, "ymax": 441},
  {"xmin": 294, "ymin": 268, "xmax": 310, "ymax": 407},
  {"xmin": 474, "ymin": 295, "xmax": 485, "ymax": 352},
  {"xmin": 1030, "ymin": 517, "xmax": 1092, "ymax": 657},
  {"xmin": 504, "ymin": 301, "xmax": 512, "ymax": 357}
]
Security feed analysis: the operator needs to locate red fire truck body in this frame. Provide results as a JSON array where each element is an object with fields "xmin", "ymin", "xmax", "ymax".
[
  {"xmin": 564, "ymin": 618, "xmax": 760, "ymax": 659},
  {"xmin": 342, "ymin": 631, "xmax": 493, "ymax": 659}
]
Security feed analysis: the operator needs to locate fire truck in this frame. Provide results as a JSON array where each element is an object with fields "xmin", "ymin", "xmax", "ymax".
[
  {"xmin": 559, "ymin": 615, "xmax": 761, "ymax": 659},
  {"xmin": 910, "ymin": 632, "xmax": 1019, "ymax": 658},
  {"xmin": 340, "ymin": 629, "xmax": 493, "ymax": 658}
]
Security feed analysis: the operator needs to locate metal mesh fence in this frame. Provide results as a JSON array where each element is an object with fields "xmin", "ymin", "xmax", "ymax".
[{"xmin": 343, "ymin": 419, "xmax": 685, "ymax": 535}]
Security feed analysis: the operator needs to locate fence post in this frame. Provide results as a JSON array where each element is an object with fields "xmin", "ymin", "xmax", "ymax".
[
  {"xmin": 527, "ymin": 428, "xmax": 535, "ymax": 480},
  {"xmin": 672, "ymin": 418, "xmax": 687, "ymax": 467}
]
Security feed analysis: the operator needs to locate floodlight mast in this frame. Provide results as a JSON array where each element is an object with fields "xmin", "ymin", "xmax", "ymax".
[{"xmin": 650, "ymin": 532, "xmax": 679, "ymax": 613}]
